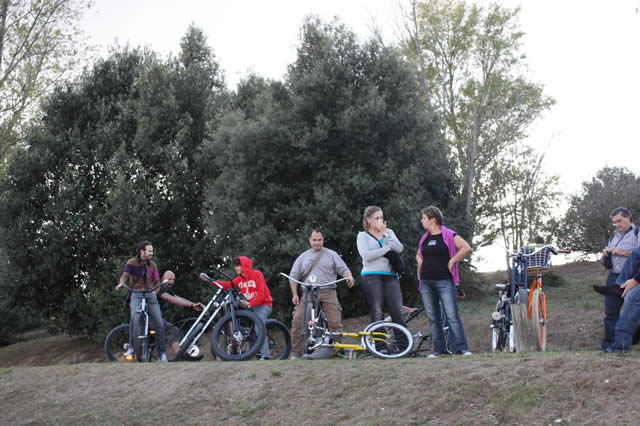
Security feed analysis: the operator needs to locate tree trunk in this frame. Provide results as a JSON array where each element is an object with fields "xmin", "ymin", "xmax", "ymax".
[{"xmin": 0, "ymin": 0, "xmax": 9, "ymax": 71}]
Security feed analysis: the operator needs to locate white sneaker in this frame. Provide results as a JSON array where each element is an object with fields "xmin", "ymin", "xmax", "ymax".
[
  {"xmin": 427, "ymin": 352, "xmax": 442, "ymax": 358},
  {"xmin": 124, "ymin": 348, "xmax": 134, "ymax": 356},
  {"xmin": 158, "ymin": 353, "xmax": 168, "ymax": 362},
  {"xmin": 458, "ymin": 350, "xmax": 472, "ymax": 356}
]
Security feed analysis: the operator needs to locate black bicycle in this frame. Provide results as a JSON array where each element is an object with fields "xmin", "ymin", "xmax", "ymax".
[
  {"xmin": 105, "ymin": 283, "xmax": 166, "ymax": 362},
  {"xmin": 174, "ymin": 270, "xmax": 266, "ymax": 361},
  {"xmin": 104, "ymin": 316, "xmax": 194, "ymax": 362}
]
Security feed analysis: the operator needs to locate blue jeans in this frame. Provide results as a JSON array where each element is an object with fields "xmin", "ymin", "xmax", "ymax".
[
  {"xmin": 609, "ymin": 284, "xmax": 640, "ymax": 352},
  {"xmin": 420, "ymin": 279, "xmax": 469, "ymax": 353},
  {"xmin": 129, "ymin": 292, "xmax": 166, "ymax": 355},
  {"xmin": 253, "ymin": 304, "xmax": 272, "ymax": 358},
  {"xmin": 616, "ymin": 246, "xmax": 640, "ymax": 285},
  {"xmin": 602, "ymin": 271, "xmax": 622, "ymax": 350}
]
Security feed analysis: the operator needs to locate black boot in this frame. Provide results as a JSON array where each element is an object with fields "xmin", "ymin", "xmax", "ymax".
[{"xmin": 593, "ymin": 285, "xmax": 624, "ymax": 297}]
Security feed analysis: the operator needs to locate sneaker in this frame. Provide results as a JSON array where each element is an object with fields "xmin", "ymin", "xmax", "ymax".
[
  {"xmin": 427, "ymin": 352, "xmax": 443, "ymax": 358},
  {"xmin": 604, "ymin": 345, "xmax": 630, "ymax": 354},
  {"xmin": 456, "ymin": 350, "xmax": 472, "ymax": 356},
  {"xmin": 158, "ymin": 353, "xmax": 168, "ymax": 362}
]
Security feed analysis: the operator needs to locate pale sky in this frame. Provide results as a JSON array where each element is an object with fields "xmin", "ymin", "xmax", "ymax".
[{"xmin": 80, "ymin": 0, "xmax": 640, "ymax": 197}]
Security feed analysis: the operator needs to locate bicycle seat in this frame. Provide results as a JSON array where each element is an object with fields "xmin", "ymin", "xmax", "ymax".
[{"xmin": 495, "ymin": 283, "xmax": 508, "ymax": 292}]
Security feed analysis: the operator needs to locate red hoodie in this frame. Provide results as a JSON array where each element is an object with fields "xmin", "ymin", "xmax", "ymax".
[{"xmin": 219, "ymin": 256, "xmax": 273, "ymax": 307}]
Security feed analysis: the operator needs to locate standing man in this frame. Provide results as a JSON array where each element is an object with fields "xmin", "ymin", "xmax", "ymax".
[
  {"xmin": 288, "ymin": 228, "xmax": 354, "ymax": 359},
  {"xmin": 155, "ymin": 271, "xmax": 206, "ymax": 361},
  {"xmin": 593, "ymin": 207, "xmax": 640, "ymax": 350},
  {"xmin": 116, "ymin": 240, "xmax": 168, "ymax": 362}
]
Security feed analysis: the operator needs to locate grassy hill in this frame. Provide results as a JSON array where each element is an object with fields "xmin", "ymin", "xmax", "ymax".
[{"xmin": 1, "ymin": 261, "xmax": 638, "ymax": 425}]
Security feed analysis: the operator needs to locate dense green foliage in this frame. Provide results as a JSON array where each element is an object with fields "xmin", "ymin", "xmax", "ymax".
[
  {"xmin": 202, "ymin": 18, "xmax": 458, "ymax": 318},
  {"xmin": 0, "ymin": 26, "xmax": 225, "ymax": 341},
  {"xmin": 0, "ymin": 20, "xmax": 461, "ymax": 343},
  {"xmin": 558, "ymin": 167, "xmax": 640, "ymax": 253}
]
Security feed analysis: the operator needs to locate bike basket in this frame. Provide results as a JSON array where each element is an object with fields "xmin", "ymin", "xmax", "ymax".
[{"xmin": 523, "ymin": 245, "xmax": 551, "ymax": 274}]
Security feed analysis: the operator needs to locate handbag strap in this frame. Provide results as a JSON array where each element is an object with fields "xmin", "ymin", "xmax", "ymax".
[
  {"xmin": 367, "ymin": 231, "xmax": 384, "ymax": 248},
  {"xmin": 301, "ymin": 249, "xmax": 326, "ymax": 283}
]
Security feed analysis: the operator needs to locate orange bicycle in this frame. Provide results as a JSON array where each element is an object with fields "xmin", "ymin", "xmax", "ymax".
[{"xmin": 487, "ymin": 241, "xmax": 565, "ymax": 352}]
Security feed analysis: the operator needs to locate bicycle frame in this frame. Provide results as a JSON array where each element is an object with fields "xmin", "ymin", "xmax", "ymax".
[
  {"xmin": 486, "ymin": 240, "xmax": 560, "ymax": 352},
  {"xmin": 280, "ymin": 272, "xmax": 347, "ymax": 342},
  {"xmin": 178, "ymin": 273, "xmax": 244, "ymax": 350},
  {"xmin": 119, "ymin": 282, "xmax": 163, "ymax": 361}
]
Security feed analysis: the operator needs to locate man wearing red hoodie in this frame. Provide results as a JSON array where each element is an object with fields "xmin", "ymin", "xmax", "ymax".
[{"xmin": 219, "ymin": 256, "xmax": 273, "ymax": 360}]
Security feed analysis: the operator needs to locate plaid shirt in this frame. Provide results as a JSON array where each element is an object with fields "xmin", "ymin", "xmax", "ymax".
[{"xmin": 608, "ymin": 224, "xmax": 640, "ymax": 274}]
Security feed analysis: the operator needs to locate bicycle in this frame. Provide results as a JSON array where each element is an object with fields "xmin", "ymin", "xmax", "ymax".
[
  {"xmin": 281, "ymin": 272, "xmax": 413, "ymax": 359},
  {"xmin": 486, "ymin": 240, "xmax": 565, "ymax": 352},
  {"xmin": 106, "ymin": 282, "xmax": 164, "ymax": 362},
  {"xmin": 172, "ymin": 316, "xmax": 292, "ymax": 361},
  {"xmin": 104, "ymin": 316, "xmax": 195, "ymax": 362},
  {"xmin": 404, "ymin": 305, "xmax": 452, "ymax": 356},
  {"xmin": 170, "ymin": 269, "xmax": 267, "ymax": 361}
]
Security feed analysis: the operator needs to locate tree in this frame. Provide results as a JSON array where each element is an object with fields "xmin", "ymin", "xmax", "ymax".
[
  {"xmin": 0, "ymin": 26, "xmax": 226, "ymax": 342},
  {"xmin": 201, "ymin": 17, "xmax": 459, "ymax": 319},
  {"xmin": 558, "ymin": 167, "xmax": 640, "ymax": 253},
  {"xmin": 0, "ymin": 0, "xmax": 90, "ymax": 161},
  {"xmin": 480, "ymin": 144, "xmax": 561, "ymax": 268},
  {"xmin": 398, "ymin": 0, "xmax": 555, "ymax": 239}
]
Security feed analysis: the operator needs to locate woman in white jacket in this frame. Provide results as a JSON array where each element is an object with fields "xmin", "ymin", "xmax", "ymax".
[{"xmin": 356, "ymin": 205, "xmax": 406, "ymax": 327}]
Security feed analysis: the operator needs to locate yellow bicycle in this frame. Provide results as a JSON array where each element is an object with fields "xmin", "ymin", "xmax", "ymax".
[{"xmin": 281, "ymin": 272, "xmax": 413, "ymax": 359}]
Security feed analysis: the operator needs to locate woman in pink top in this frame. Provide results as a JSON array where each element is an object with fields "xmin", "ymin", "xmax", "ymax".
[{"xmin": 416, "ymin": 206, "xmax": 472, "ymax": 357}]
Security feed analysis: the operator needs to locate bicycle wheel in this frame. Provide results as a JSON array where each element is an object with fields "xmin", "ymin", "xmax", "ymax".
[
  {"xmin": 176, "ymin": 322, "xmax": 203, "ymax": 360},
  {"xmin": 362, "ymin": 321, "xmax": 413, "ymax": 359},
  {"xmin": 104, "ymin": 324, "xmax": 130, "ymax": 361},
  {"xmin": 132, "ymin": 312, "xmax": 150, "ymax": 362},
  {"xmin": 530, "ymin": 288, "xmax": 547, "ymax": 351},
  {"xmin": 264, "ymin": 319, "xmax": 292, "ymax": 360},
  {"xmin": 175, "ymin": 317, "xmax": 198, "ymax": 335},
  {"xmin": 302, "ymin": 303, "xmax": 314, "ymax": 354},
  {"xmin": 175, "ymin": 317, "xmax": 209, "ymax": 359},
  {"xmin": 211, "ymin": 310, "xmax": 265, "ymax": 361}
]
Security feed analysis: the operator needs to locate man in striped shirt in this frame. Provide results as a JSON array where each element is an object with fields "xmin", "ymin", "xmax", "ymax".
[{"xmin": 116, "ymin": 240, "xmax": 168, "ymax": 362}]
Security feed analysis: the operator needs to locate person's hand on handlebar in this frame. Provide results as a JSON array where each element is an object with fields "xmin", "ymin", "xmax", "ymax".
[
  {"xmin": 191, "ymin": 302, "xmax": 205, "ymax": 311},
  {"xmin": 345, "ymin": 275, "xmax": 355, "ymax": 288},
  {"xmin": 115, "ymin": 283, "xmax": 125, "ymax": 291}
]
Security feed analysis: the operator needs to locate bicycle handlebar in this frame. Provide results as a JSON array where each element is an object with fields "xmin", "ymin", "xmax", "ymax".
[
  {"xmin": 199, "ymin": 273, "xmax": 224, "ymax": 289},
  {"xmin": 280, "ymin": 272, "xmax": 348, "ymax": 287},
  {"xmin": 482, "ymin": 240, "xmax": 563, "ymax": 258}
]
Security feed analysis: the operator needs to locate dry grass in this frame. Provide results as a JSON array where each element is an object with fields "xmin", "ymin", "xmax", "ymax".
[{"xmin": 1, "ymin": 261, "xmax": 638, "ymax": 425}]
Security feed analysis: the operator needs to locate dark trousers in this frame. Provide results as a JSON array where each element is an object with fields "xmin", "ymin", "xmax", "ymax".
[
  {"xmin": 360, "ymin": 274, "xmax": 406, "ymax": 326},
  {"xmin": 602, "ymin": 271, "xmax": 622, "ymax": 350}
]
